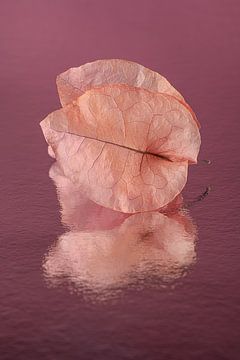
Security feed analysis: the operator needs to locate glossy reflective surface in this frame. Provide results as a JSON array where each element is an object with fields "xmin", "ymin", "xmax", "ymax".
[
  {"xmin": 43, "ymin": 164, "xmax": 197, "ymax": 301},
  {"xmin": 1, "ymin": 1, "xmax": 240, "ymax": 359}
]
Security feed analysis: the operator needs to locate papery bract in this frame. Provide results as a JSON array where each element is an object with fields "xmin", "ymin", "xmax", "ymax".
[
  {"xmin": 56, "ymin": 59, "xmax": 185, "ymax": 106},
  {"xmin": 56, "ymin": 59, "xmax": 200, "ymax": 127},
  {"xmin": 40, "ymin": 60, "xmax": 201, "ymax": 213}
]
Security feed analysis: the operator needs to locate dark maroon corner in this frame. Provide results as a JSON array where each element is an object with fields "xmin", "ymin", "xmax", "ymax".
[{"xmin": 0, "ymin": 1, "xmax": 240, "ymax": 360}]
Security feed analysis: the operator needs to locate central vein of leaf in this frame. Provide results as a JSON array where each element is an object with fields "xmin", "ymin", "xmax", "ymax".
[{"xmin": 55, "ymin": 129, "xmax": 173, "ymax": 162}]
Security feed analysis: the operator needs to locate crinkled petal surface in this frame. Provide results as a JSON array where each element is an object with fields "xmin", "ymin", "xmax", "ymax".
[
  {"xmin": 57, "ymin": 59, "xmax": 185, "ymax": 106},
  {"xmin": 41, "ymin": 84, "xmax": 200, "ymax": 213}
]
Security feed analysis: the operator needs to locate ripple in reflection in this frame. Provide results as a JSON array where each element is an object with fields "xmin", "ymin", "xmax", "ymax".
[{"xmin": 43, "ymin": 163, "xmax": 197, "ymax": 300}]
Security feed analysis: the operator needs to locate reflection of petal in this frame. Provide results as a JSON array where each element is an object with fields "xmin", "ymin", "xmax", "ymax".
[
  {"xmin": 44, "ymin": 212, "xmax": 196, "ymax": 290},
  {"xmin": 43, "ymin": 164, "xmax": 197, "ymax": 298}
]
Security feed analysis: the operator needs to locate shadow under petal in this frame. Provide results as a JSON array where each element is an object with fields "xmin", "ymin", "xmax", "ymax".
[{"xmin": 43, "ymin": 163, "xmax": 197, "ymax": 301}]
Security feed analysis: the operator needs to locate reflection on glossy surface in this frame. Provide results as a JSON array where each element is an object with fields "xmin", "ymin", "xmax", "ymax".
[
  {"xmin": 43, "ymin": 164, "xmax": 197, "ymax": 299},
  {"xmin": 1, "ymin": 2, "xmax": 239, "ymax": 357}
]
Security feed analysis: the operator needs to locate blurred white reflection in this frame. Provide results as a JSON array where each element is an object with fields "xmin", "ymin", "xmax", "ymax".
[{"xmin": 43, "ymin": 163, "xmax": 197, "ymax": 299}]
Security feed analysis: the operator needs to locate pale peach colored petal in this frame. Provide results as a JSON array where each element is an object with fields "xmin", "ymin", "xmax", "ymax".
[
  {"xmin": 56, "ymin": 59, "xmax": 185, "ymax": 107},
  {"xmin": 57, "ymin": 59, "xmax": 200, "ymax": 129},
  {"xmin": 41, "ymin": 84, "xmax": 200, "ymax": 213}
]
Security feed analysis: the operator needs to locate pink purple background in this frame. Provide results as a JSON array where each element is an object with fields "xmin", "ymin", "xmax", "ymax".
[{"xmin": 0, "ymin": 1, "xmax": 240, "ymax": 359}]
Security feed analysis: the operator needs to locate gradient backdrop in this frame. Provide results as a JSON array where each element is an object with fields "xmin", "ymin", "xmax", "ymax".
[{"xmin": 0, "ymin": 1, "xmax": 240, "ymax": 359}]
